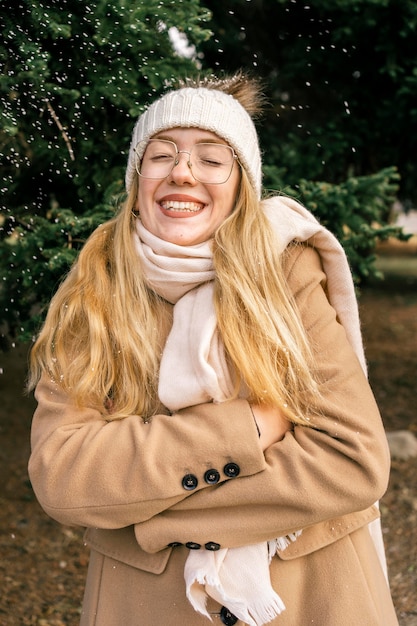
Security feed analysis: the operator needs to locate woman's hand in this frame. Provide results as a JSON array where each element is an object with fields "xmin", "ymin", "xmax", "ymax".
[{"xmin": 250, "ymin": 403, "xmax": 292, "ymax": 451}]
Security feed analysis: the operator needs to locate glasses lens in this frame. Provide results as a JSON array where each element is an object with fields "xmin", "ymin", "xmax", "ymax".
[
  {"xmin": 137, "ymin": 140, "xmax": 177, "ymax": 179},
  {"xmin": 191, "ymin": 144, "xmax": 235, "ymax": 184}
]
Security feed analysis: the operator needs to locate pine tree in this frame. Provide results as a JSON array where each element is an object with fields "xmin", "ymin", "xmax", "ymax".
[
  {"xmin": 0, "ymin": 0, "xmax": 411, "ymax": 342},
  {"xmin": 0, "ymin": 0, "xmax": 211, "ymax": 340}
]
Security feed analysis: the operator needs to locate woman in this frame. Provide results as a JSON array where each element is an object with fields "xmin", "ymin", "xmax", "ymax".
[{"xmin": 28, "ymin": 73, "xmax": 398, "ymax": 625}]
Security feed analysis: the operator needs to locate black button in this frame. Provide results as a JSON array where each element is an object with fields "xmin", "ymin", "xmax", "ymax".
[
  {"xmin": 182, "ymin": 474, "xmax": 198, "ymax": 490},
  {"xmin": 220, "ymin": 606, "xmax": 238, "ymax": 625},
  {"xmin": 185, "ymin": 541, "xmax": 201, "ymax": 550},
  {"xmin": 167, "ymin": 542, "xmax": 183, "ymax": 547},
  {"xmin": 204, "ymin": 469, "xmax": 220, "ymax": 484},
  {"xmin": 223, "ymin": 462, "xmax": 240, "ymax": 478},
  {"xmin": 205, "ymin": 541, "xmax": 221, "ymax": 551}
]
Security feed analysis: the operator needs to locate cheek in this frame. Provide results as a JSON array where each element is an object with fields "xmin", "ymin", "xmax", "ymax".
[{"xmin": 136, "ymin": 180, "xmax": 156, "ymax": 212}]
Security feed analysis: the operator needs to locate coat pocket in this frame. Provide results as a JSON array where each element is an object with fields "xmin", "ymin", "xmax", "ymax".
[
  {"xmin": 277, "ymin": 505, "xmax": 380, "ymax": 560},
  {"xmin": 84, "ymin": 526, "xmax": 172, "ymax": 574}
]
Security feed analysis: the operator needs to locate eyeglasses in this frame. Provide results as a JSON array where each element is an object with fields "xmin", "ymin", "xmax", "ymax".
[{"xmin": 134, "ymin": 139, "xmax": 238, "ymax": 184}]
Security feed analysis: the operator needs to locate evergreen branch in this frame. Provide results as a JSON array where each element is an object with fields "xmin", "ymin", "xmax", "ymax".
[{"xmin": 44, "ymin": 99, "xmax": 75, "ymax": 161}]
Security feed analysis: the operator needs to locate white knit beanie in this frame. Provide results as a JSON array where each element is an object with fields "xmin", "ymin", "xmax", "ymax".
[{"xmin": 125, "ymin": 87, "xmax": 262, "ymax": 198}]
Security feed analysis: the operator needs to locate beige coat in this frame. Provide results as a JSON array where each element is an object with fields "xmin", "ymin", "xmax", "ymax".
[{"xmin": 28, "ymin": 245, "xmax": 398, "ymax": 625}]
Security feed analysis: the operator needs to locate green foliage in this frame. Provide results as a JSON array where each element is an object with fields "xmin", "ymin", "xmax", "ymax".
[
  {"xmin": 263, "ymin": 164, "xmax": 407, "ymax": 282},
  {"xmin": 0, "ymin": 0, "xmax": 211, "ymax": 341},
  {"xmin": 1, "ymin": 0, "xmax": 415, "ymax": 342},
  {"xmin": 294, "ymin": 169, "xmax": 407, "ymax": 282},
  {"xmin": 0, "ymin": 199, "xmax": 116, "ymax": 341},
  {"xmin": 201, "ymin": 0, "xmax": 417, "ymax": 203},
  {"xmin": 0, "ymin": 0, "xmax": 211, "ymax": 217}
]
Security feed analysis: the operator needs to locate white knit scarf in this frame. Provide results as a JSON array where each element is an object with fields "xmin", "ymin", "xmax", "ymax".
[{"xmin": 134, "ymin": 196, "xmax": 386, "ymax": 625}]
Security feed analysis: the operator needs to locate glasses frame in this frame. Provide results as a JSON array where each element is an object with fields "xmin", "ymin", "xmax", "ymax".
[{"xmin": 134, "ymin": 138, "xmax": 239, "ymax": 185}]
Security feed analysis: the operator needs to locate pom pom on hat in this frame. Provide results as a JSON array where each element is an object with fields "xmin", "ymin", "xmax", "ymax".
[{"xmin": 125, "ymin": 87, "xmax": 262, "ymax": 197}]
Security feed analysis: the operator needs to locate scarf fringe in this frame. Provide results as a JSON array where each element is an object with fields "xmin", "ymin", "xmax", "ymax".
[
  {"xmin": 246, "ymin": 594, "xmax": 286, "ymax": 625},
  {"xmin": 269, "ymin": 530, "xmax": 303, "ymax": 557},
  {"xmin": 186, "ymin": 575, "xmax": 286, "ymax": 626},
  {"xmin": 185, "ymin": 539, "xmax": 297, "ymax": 626}
]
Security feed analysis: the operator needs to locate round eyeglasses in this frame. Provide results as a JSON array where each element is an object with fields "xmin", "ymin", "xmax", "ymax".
[{"xmin": 134, "ymin": 139, "xmax": 238, "ymax": 185}]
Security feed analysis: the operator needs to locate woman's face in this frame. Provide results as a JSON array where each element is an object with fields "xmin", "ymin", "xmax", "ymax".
[{"xmin": 135, "ymin": 127, "xmax": 241, "ymax": 246}]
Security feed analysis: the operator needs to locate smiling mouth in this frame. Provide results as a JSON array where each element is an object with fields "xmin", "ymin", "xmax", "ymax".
[{"xmin": 160, "ymin": 200, "xmax": 204, "ymax": 213}]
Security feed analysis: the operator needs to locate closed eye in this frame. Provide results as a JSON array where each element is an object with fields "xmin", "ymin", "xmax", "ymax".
[
  {"xmin": 149, "ymin": 153, "xmax": 175, "ymax": 162},
  {"xmin": 198, "ymin": 157, "xmax": 223, "ymax": 167}
]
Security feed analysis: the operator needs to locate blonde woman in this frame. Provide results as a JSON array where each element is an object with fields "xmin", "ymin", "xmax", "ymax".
[{"xmin": 28, "ymin": 73, "xmax": 398, "ymax": 625}]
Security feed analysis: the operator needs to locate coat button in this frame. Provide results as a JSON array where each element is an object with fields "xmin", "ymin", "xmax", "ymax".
[
  {"xmin": 167, "ymin": 542, "xmax": 183, "ymax": 547},
  {"xmin": 223, "ymin": 462, "xmax": 240, "ymax": 478},
  {"xmin": 205, "ymin": 541, "xmax": 221, "ymax": 551},
  {"xmin": 204, "ymin": 469, "xmax": 220, "ymax": 484},
  {"xmin": 220, "ymin": 606, "xmax": 238, "ymax": 625},
  {"xmin": 185, "ymin": 541, "xmax": 201, "ymax": 550},
  {"xmin": 182, "ymin": 474, "xmax": 198, "ymax": 490}
]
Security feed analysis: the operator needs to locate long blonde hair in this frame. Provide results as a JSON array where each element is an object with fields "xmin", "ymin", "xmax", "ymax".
[
  {"xmin": 29, "ymin": 74, "xmax": 319, "ymax": 424},
  {"xmin": 213, "ymin": 169, "xmax": 318, "ymax": 424},
  {"xmin": 28, "ymin": 178, "xmax": 167, "ymax": 418}
]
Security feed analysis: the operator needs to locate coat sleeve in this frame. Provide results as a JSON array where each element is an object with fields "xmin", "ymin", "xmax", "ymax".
[
  {"xmin": 28, "ymin": 380, "xmax": 265, "ymax": 529},
  {"xmin": 133, "ymin": 245, "xmax": 391, "ymax": 552}
]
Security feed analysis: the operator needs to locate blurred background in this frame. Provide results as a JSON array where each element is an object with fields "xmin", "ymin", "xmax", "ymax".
[{"xmin": 1, "ymin": 1, "xmax": 416, "ymax": 624}]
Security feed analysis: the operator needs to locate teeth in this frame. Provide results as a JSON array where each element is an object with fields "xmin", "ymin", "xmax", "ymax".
[{"xmin": 160, "ymin": 201, "xmax": 203, "ymax": 212}]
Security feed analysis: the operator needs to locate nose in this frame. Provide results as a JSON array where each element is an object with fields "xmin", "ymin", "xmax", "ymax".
[{"xmin": 168, "ymin": 151, "xmax": 196, "ymax": 184}]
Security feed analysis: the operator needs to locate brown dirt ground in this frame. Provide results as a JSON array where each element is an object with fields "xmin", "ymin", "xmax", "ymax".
[{"xmin": 0, "ymin": 240, "xmax": 416, "ymax": 626}]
